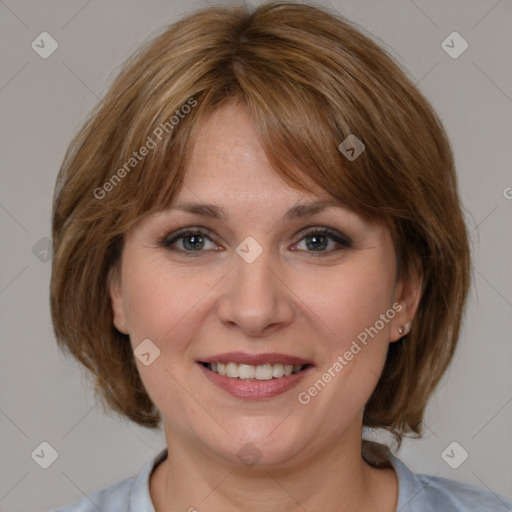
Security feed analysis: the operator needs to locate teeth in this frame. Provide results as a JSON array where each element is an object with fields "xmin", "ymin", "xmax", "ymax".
[
  {"xmin": 255, "ymin": 364, "xmax": 273, "ymax": 380},
  {"xmin": 272, "ymin": 363, "xmax": 284, "ymax": 378},
  {"xmin": 226, "ymin": 362, "xmax": 238, "ymax": 378},
  {"xmin": 238, "ymin": 364, "xmax": 255, "ymax": 379},
  {"xmin": 206, "ymin": 362, "xmax": 306, "ymax": 380}
]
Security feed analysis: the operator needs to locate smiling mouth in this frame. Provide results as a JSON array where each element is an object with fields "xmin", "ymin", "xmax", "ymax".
[{"xmin": 200, "ymin": 362, "xmax": 312, "ymax": 380}]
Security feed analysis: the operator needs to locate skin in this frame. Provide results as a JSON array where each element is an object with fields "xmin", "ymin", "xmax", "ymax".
[{"xmin": 109, "ymin": 102, "xmax": 423, "ymax": 512}]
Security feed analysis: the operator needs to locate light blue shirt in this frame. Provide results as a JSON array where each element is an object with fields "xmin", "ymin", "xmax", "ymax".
[{"xmin": 52, "ymin": 448, "xmax": 512, "ymax": 511}]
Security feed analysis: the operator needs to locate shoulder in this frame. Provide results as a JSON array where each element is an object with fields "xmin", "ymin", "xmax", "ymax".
[
  {"xmin": 51, "ymin": 475, "xmax": 136, "ymax": 512},
  {"xmin": 51, "ymin": 448, "xmax": 167, "ymax": 512},
  {"xmin": 413, "ymin": 472, "xmax": 512, "ymax": 511},
  {"xmin": 390, "ymin": 454, "xmax": 512, "ymax": 512}
]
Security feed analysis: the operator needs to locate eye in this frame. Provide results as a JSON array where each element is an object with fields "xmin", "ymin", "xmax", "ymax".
[
  {"xmin": 161, "ymin": 229, "xmax": 219, "ymax": 254},
  {"xmin": 161, "ymin": 227, "xmax": 352, "ymax": 258},
  {"xmin": 293, "ymin": 228, "xmax": 352, "ymax": 257}
]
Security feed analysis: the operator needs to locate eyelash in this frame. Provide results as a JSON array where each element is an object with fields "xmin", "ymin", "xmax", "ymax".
[{"xmin": 160, "ymin": 227, "xmax": 352, "ymax": 258}]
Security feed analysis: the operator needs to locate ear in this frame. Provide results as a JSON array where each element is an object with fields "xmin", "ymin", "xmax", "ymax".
[
  {"xmin": 389, "ymin": 258, "xmax": 423, "ymax": 343},
  {"xmin": 107, "ymin": 264, "xmax": 129, "ymax": 335}
]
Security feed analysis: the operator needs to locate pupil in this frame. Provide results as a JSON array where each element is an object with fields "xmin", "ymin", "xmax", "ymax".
[
  {"xmin": 185, "ymin": 234, "xmax": 203, "ymax": 250},
  {"xmin": 307, "ymin": 234, "xmax": 327, "ymax": 251}
]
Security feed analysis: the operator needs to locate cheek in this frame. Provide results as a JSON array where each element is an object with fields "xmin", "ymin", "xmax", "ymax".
[
  {"xmin": 301, "ymin": 256, "xmax": 396, "ymax": 348},
  {"xmin": 295, "ymin": 256, "xmax": 397, "ymax": 419},
  {"xmin": 121, "ymin": 252, "xmax": 210, "ymax": 344},
  {"xmin": 120, "ymin": 254, "xmax": 210, "ymax": 421},
  {"xmin": 337, "ymin": 261, "xmax": 396, "ymax": 378},
  {"xmin": 294, "ymin": 260, "xmax": 396, "ymax": 424},
  {"xmin": 341, "ymin": 264, "xmax": 395, "ymax": 340}
]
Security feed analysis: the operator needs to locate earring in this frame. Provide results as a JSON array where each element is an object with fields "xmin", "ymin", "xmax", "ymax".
[
  {"xmin": 398, "ymin": 322, "xmax": 412, "ymax": 336},
  {"xmin": 115, "ymin": 320, "xmax": 127, "ymax": 334}
]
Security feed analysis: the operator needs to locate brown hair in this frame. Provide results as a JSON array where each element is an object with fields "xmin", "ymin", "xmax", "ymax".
[{"xmin": 50, "ymin": 1, "xmax": 471, "ymax": 447}]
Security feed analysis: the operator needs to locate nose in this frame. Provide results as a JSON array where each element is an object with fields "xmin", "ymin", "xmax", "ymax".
[{"xmin": 216, "ymin": 243, "xmax": 295, "ymax": 337}]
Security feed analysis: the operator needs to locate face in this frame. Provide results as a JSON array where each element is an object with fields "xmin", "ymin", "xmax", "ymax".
[{"xmin": 109, "ymin": 102, "xmax": 421, "ymax": 468}]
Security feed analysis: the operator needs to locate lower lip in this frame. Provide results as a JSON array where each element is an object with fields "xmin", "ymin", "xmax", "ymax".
[{"xmin": 197, "ymin": 363, "xmax": 314, "ymax": 400}]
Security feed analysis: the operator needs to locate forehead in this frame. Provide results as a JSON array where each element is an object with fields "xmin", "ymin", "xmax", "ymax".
[
  {"xmin": 164, "ymin": 198, "xmax": 357, "ymax": 223},
  {"xmin": 186, "ymin": 103, "xmax": 278, "ymax": 184},
  {"xmin": 180, "ymin": 102, "xmax": 332, "ymax": 206},
  {"xmin": 146, "ymin": 101, "xmax": 380, "ymax": 232}
]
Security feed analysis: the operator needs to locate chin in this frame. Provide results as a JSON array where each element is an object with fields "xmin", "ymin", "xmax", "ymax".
[{"xmin": 204, "ymin": 421, "xmax": 310, "ymax": 469}]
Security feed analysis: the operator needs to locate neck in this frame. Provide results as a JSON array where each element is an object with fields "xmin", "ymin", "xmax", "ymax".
[{"xmin": 149, "ymin": 425, "xmax": 398, "ymax": 512}]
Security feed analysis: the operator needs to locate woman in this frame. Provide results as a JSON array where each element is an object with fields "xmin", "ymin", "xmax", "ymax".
[{"xmin": 50, "ymin": 2, "xmax": 512, "ymax": 511}]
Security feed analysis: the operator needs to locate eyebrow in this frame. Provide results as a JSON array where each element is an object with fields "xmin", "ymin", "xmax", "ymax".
[{"xmin": 169, "ymin": 199, "xmax": 350, "ymax": 221}]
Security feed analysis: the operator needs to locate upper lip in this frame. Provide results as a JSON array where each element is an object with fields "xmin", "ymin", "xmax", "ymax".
[{"xmin": 198, "ymin": 352, "xmax": 314, "ymax": 366}]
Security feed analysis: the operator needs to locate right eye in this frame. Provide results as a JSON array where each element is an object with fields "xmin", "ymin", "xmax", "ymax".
[{"xmin": 161, "ymin": 229, "xmax": 220, "ymax": 255}]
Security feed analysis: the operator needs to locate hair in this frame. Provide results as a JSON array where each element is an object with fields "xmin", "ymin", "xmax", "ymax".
[{"xmin": 50, "ymin": 1, "xmax": 471, "ymax": 450}]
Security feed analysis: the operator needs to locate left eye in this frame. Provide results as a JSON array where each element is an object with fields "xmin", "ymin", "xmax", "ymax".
[
  {"xmin": 162, "ymin": 230, "xmax": 218, "ymax": 253},
  {"xmin": 161, "ymin": 228, "xmax": 352, "ymax": 256},
  {"xmin": 294, "ymin": 229, "xmax": 352, "ymax": 256}
]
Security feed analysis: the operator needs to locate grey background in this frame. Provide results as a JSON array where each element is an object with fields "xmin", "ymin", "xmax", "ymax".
[{"xmin": 0, "ymin": 0, "xmax": 511, "ymax": 510}]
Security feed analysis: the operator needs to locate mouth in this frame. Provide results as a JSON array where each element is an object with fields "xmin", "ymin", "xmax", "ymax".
[
  {"xmin": 196, "ymin": 352, "xmax": 315, "ymax": 400},
  {"xmin": 199, "ymin": 361, "xmax": 313, "ymax": 380}
]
